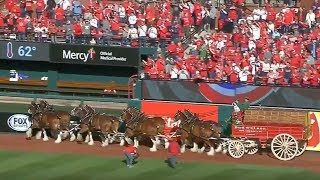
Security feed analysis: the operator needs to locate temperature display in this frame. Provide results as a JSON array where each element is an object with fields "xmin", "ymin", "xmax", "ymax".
[
  {"xmin": 0, "ymin": 41, "xmax": 50, "ymax": 61},
  {"xmin": 17, "ymin": 46, "xmax": 37, "ymax": 57}
]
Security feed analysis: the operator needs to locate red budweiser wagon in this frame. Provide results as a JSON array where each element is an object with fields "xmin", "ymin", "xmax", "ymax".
[{"xmin": 226, "ymin": 107, "xmax": 311, "ymax": 161}]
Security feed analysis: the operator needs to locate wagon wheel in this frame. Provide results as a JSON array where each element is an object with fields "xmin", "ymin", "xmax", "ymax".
[
  {"xmin": 228, "ymin": 140, "xmax": 245, "ymax": 159},
  {"xmin": 271, "ymin": 133, "xmax": 298, "ymax": 161},
  {"xmin": 247, "ymin": 146, "xmax": 259, "ymax": 155},
  {"xmin": 296, "ymin": 141, "xmax": 307, "ymax": 157}
]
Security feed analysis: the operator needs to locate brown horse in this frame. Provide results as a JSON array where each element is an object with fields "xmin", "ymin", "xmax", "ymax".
[
  {"xmin": 70, "ymin": 105, "xmax": 120, "ymax": 147},
  {"xmin": 120, "ymin": 108, "xmax": 168, "ymax": 152},
  {"xmin": 38, "ymin": 100, "xmax": 54, "ymax": 112},
  {"xmin": 175, "ymin": 110, "xmax": 223, "ymax": 156},
  {"xmin": 27, "ymin": 101, "xmax": 73, "ymax": 143}
]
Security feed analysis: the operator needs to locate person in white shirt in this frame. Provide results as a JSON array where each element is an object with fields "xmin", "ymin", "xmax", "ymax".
[
  {"xmin": 216, "ymin": 40, "xmax": 226, "ymax": 51},
  {"xmin": 261, "ymin": 61, "xmax": 271, "ymax": 75},
  {"xmin": 127, "ymin": 25, "xmax": 138, "ymax": 40},
  {"xmin": 204, "ymin": 35, "xmax": 213, "ymax": 46},
  {"xmin": 90, "ymin": 38, "xmax": 96, "ymax": 45},
  {"xmin": 178, "ymin": 66, "xmax": 190, "ymax": 79},
  {"xmin": 239, "ymin": 67, "xmax": 250, "ymax": 83},
  {"xmin": 40, "ymin": 26, "xmax": 48, "ymax": 42},
  {"xmin": 260, "ymin": 7, "xmax": 267, "ymax": 20},
  {"xmin": 128, "ymin": 13, "xmax": 137, "ymax": 26},
  {"xmin": 148, "ymin": 25, "xmax": 158, "ymax": 46},
  {"xmin": 248, "ymin": 39, "xmax": 256, "ymax": 51},
  {"xmin": 118, "ymin": 4, "xmax": 126, "ymax": 23},
  {"xmin": 170, "ymin": 66, "xmax": 179, "ymax": 79},
  {"xmin": 252, "ymin": 8, "xmax": 261, "ymax": 21},
  {"xmin": 232, "ymin": 63, "xmax": 241, "ymax": 73},
  {"xmin": 251, "ymin": 24, "xmax": 260, "ymax": 40},
  {"xmin": 270, "ymin": 61, "xmax": 280, "ymax": 71},
  {"xmin": 58, "ymin": 0, "xmax": 71, "ymax": 10},
  {"xmin": 306, "ymin": 10, "xmax": 316, "ymax": 28},
  {"xmin": 267, "ymin": 21, "xmax": 275, "ymax": 34},
  {"xmin": 138, "ymin": 22, "xmax": 147, "ymax": 47},
  {"xmin": 34, "ymin": 23, "xmax": 42, "ymax": 42}
]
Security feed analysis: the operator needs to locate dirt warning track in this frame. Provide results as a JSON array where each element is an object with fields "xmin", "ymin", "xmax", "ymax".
[{"xmin": 0, "ymin": 134, "xmax": 320, "ymax": 173}]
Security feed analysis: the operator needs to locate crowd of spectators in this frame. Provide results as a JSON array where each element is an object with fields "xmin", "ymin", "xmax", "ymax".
[
  {"xmin": 0, "ymin": 0, "xmax": 214, "ymax": 47},
  {"xmin": 142, "ymin": 0, "xmax": 320, "ymax": 88},
  {"xmin": 0, "ymin": 0, "xmax": 319, "ymax": 87}
]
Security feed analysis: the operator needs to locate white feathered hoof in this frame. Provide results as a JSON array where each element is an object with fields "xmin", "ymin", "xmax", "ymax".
[
  {"xmin": 149, "ymin": 147, "xmax": 157, "ymax": 152},
  {"xmin": 84, "ymin": 135, "xmax": 89, "ymax": 143},
  {"xmin": 120, "ymin": 139, "xmax": 125, "ymax": 146},
  {"xmin": 198, "ymin": 146, "xmax": 205, "ymax": 154},
  {"xmin": 54, "ymin": 135, "xmax": 62, "ymax": 144},
  {"xmin": 43, "ymin": 136, "xmax": 49, "ymax": 142},
  {"xmin": 165, "ymin": 142, "xmax": 170, "ymax": 149},
  {"xmin": 222, "ymin": 149, "xmax": 228, "ymax": 154},
  {"xmin": 70, "ymin": 133, "xmax": 76, "ymax": 142},
  {"xmin": 101, "ymin": 142, "xmax": 108, "ymax": 147},
  {"xmin": 54, "ymin": 139, "xmax": 61, "ymax": 144},
  {"xmin": 207, "ymin": 147, "xmax": 215, "ymax": 156},
  {"xmin": 77, "ymin": 134, "xmax": 83, "ymax": 141},
  {"xmin": 35, "ymin": 131, "xmax": 42, "ymax": 139},
  {"xmin": 190, "ymin": 147, "xmax": 198, "ymax": 152},
  {"xmin": 101, "ymin": 139, "xmax": 109, "ymax": 147},
  {"xmin": 180, "ymin": 144, "xmax": 186, "ymax": 153},
  {"xmin": 215, "ymin": 144, "xmax": 222, "ymax": 153},
  {"xmin": 88, "ymin": 141, "xmax": 95, "ymax": 146}
]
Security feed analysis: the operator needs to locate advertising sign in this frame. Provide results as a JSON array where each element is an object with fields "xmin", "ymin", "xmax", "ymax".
[
  {"xmin": 0, "ymin": 112, "xmax": 32, "ymax": 133},
  {"xmin": 141, "ymin": 101, "xmax": 218, "ymax": 135},
  {"xmin": 50, "ymin": 44, "xmax": 140, "ymax": 67},
  {"xmin": 0, "ymin": 41, "xmax": 50, "ymax": 61},
  {"xmin": 307, "ymin": 112, "xmax": 320, "ymax": 151}
]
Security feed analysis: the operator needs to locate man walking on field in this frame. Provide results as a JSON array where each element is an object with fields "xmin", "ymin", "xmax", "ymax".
[
  {"xmin": 123, "ymin": 144, "xmax": 139, "ymax": 168},
  {"xmin": 167, "ymin": 137, "xmax": 180, "ymax": 168}
]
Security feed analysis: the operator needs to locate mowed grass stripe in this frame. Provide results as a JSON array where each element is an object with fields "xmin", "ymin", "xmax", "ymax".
[
  {"xmin": 0, "ymin": 150, "xmax": 318, "ymax": 180},
  {"xmin": 22, "ymin": 155, "xmax": 106, "ymax": 179}
]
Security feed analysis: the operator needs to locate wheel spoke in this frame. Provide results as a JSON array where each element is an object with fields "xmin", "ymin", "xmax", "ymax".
[
  {"xmin": 283, "ymin": 150, "xmax": 287, "ymax": 159},
  {"xmin": 282, "ymin": 135, "xmax": 286, "ymax": 143},
  {"xmin": 286, "ymin": 149, "xmax": 294, "ymax": 157},
  {"xmin": 279, "ymin": 135, "xmax": 283, "ymax": 143},
  {"xmin": 276, "ymin": 148, "xmax": 283, "ymax": 156},
  {"xmin": 287, "ymin": 148, "xmax": 294, "ymax": 154},
  {"xmin": 272, "ymin": 145, "xmax": 282, "ymax": 148},
  {"xmin": 275, "ymin": 138, "xmax": 281, "ymax": 145},
  {"xmin": 280, "ymin": 149, "xmax": 285, "ymax": 158}
]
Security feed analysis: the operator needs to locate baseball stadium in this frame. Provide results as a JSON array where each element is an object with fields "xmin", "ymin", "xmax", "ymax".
[{"xmin": 0, "ymin": 0, "xmax": 320, "ymax": 179}]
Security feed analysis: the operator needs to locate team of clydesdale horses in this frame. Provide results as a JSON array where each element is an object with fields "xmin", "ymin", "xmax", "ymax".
[{"xmin": 27, "ymin": 100, "xmax": 224, "ymax": 156}]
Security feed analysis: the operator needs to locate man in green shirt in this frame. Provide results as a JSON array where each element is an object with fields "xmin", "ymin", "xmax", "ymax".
[{"xmin": 240, "ymin": 97, "xmax": 250, "ymax": 111}]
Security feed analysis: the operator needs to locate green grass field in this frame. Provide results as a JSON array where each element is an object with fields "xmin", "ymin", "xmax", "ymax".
[{"xmin": 0, "ymin": 150, "xmax": 318, "ymax": 180}]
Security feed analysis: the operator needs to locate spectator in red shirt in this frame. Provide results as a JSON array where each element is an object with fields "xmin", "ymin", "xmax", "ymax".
[
  {"xmin": 123, "ymin": 144, "xmax": 138, "ymax": 168},
  {"xmin": 55, "ymin": 5, "xmax": 65, "ymax": 27},
  {"xmin": 25, "ymin": 0, "xmax": 33, "ymax": 18},
  {"xmin": 166, "ymin": 137, "xmax": 180, "ymax": 168},
  {"xmin": 17, "ymin": 17, "xmax": 27, "ymax": 41},
  {"xmin": 73, "ymin": 21, "xmax": 83, "ymax": 44},
  {"xmin": 36, "ymin": 0, "xmax": 46, "ymax": 19}
]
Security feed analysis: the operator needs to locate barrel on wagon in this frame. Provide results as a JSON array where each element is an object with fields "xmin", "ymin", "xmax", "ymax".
[{"xmin": 227, "ymin": 107, "xmax": 311, "ymax": 161}]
